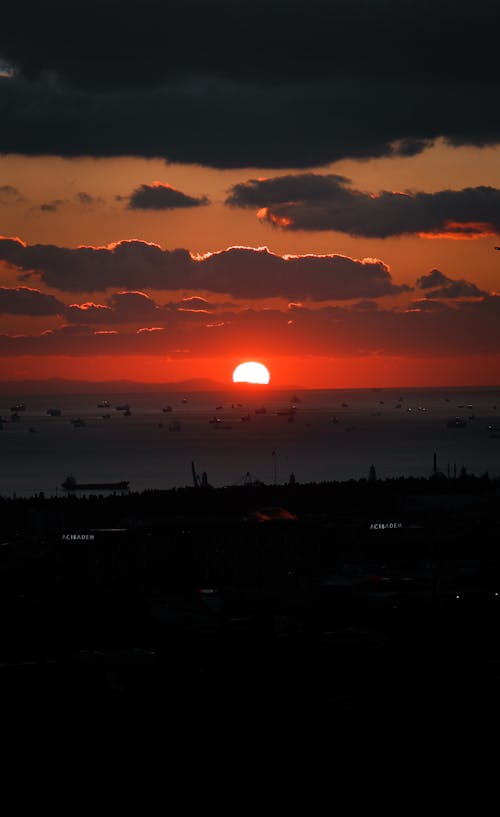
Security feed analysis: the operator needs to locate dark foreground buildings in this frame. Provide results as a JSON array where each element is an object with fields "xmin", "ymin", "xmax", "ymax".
[{"xmin": 1, "ymin": 476, "xmax": 500, "ymax": 743}]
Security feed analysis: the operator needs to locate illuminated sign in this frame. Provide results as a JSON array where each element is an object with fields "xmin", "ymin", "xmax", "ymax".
[
  {"xmin": 369, "ymin": 522, "xmax": 403, "ymax": 531},
  {"xmin": 61, "ymin": 533, "xmax": 95, "ymax": 540}
]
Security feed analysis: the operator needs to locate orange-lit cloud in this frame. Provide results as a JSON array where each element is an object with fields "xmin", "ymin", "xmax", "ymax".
[
  {"xmin": 257, "ymin": 207, "xmax": 293, "ymax": 227},
  {"xmin": 229, "ymin": 175, "xmax": 500, "ymax": 238},
  {"xmin": 2, "ymin": 295, "xmax": 500, "ymax": 362},
  {"xmin": 418, "ymin": 221, "xmax": 497, "ymax": 239},
  {"xmin": 0, "ymin": 237, "xmax": 407, "ymax": 300},
  {"xmin": 136, "ymin": 326, "xmax": 165, "ymax": 333}
]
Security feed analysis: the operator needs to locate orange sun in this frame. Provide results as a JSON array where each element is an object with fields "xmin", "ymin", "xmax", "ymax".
[{"xmin": 232, "ymin": 361, "xmax": 271, "ymax": 384}]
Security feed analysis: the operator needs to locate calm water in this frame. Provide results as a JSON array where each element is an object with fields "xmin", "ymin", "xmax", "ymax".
[{"xmin": 1, "ymin": 387, "xmax": 499, "ymax": 496}]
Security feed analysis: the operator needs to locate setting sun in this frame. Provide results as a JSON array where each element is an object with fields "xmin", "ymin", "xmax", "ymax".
[{"xmin": 232, "ymin": 361, "xmax": 271, "ymax": 384}]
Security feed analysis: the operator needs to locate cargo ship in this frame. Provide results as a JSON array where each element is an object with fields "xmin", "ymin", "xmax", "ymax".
[{"xmin": 62, "ymin": 475, "xmax": 130, "ymax": 491}]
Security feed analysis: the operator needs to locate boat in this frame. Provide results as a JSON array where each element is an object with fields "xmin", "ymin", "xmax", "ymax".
[
  {"xmin": 168, "ymin": 421, "xmax": 181, "ymax": 431},
  {"xmin": 123, "ymin": 408, "xmax": 132, "ymax": 416},
  {"xmin": 46, "ymin": 408, "xmax": 62, "ymax": 416},
  {"xmin": 115, "ymin": 404, "xmax": 130, "ymax": 411},
  {"xmin": 162, "ymin": 405, "xmax": 173, "ymax": 413},
  {"xmin": 62, "ymin": 476, "xmax": 129, "ymax": 491},
  {"xmin": 10, "ymin": 404, "xmax": 26, "ymax": 412},
  {"xmin": 97, "ymin": 401, "xmax": 110, "ymax": 408},
  {"xmin": 274, "ymin": 407, "xmax": 295, "ymax": 421},
  {"xmin": 447, "ymin": 417, "xmax": 467, "ymax": 428},
  {"xmin": 71, "ymin": 417, "xmax": 86, "ymax": 427}
]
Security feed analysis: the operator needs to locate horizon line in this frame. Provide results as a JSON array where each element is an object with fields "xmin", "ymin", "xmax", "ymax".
[{"xmin": 0, "ymin": 377, "xmax": 499, "ymax": 393}]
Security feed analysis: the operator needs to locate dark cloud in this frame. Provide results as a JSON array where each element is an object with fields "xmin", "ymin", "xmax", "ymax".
[
  {"xmin": 407, "ymin": 299, "xmax": 450, "ymax": 312},
  {"xmin": 39, "ymin": 199, "xmax": 65, "ymax": 212},
  {"xmin": 43, "ymin": 323, "xmax": 94, "ymax": 336},
  {"xmin": 349, "ymin": 300, "xmax": 379, "ymax": 311},
  {"xmin": 66, "ymin": 291, "xmax": 159, "ymax": 324},
  {"xmin": 66, "ymin": 293, "xmax": 228, "ymax": 325},
  {"xmin": 228, "ymin": 175, "xmax": 500, "ymax": 238},
  {"xmin": 127, "ymin": 183, "xmax": 209, "ymax": 210},
  {"xmin": 0, "ymin": 237, "xmax": 407, "ymax": 301},
  {"xmin": 227, "ymin": 175, "xmax": 352, "ymax": 207},
  {"xmin": 108, "ymin": 290, "xmax": 158, "ymax": 316},
  {"xmin": 0, "ymin": 237, "xmax": 192, "ymax": 292},
  {"xmin": 75, "ymin": 191, "xmax": 103, "ymax": 206},
  {"xmin": 0, "ymin": 2, "xmax": 497, "ymax": 91},
  {"xmin": 416, "ymin": 269, "xmax": 449, "ymax": 290},
  {"xmin": 198, "ymin": 247, "xmax": 407, "ymax": 301},
  {"xmin": 430, "ymin": 281, "xmax": 490, "ymax": 299},
  {"xmin": 0, "ymin": 2, "xmax": 499, "ymax": 167},
  {"xmin": 0, "ymin": 184, "xmax": 22, "ymax": 203},
  {"xmin": 0, "ymin": 74, "xmax": 464, "ymax": 170},
  {"xmin": 416, "ymin": 269, "xmax": 488, "ymax": 299},
  {"xmin": 0, "ymin": 74, "xmax": 436, "ymax": 168},
  {"xmin": 2, "ymin": 296, "xmax": 500, "ymax": 358},
  {"xmin": 0, "ymin": 285, "xmax": 65, "ymax": 315}
]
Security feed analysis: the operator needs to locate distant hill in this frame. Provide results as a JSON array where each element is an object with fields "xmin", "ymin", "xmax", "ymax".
[{"xmin": 0, "ymin": 378, "xmax": 228, "ymax": 394}]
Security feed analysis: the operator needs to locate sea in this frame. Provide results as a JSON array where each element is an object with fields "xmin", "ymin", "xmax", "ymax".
[{"xmin": 1, "ymin": 386, "xmax": 499, "ymax": 497}]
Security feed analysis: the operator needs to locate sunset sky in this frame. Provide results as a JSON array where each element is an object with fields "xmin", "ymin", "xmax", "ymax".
[{"xmin": 1, "ymin": 0, "xmax": 500, "ymax": 388}]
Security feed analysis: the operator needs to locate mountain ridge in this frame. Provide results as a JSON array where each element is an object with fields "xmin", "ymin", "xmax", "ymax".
[{"xmin": 0, "ymin": 377, "xmax": 306, "ymax": 394}]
